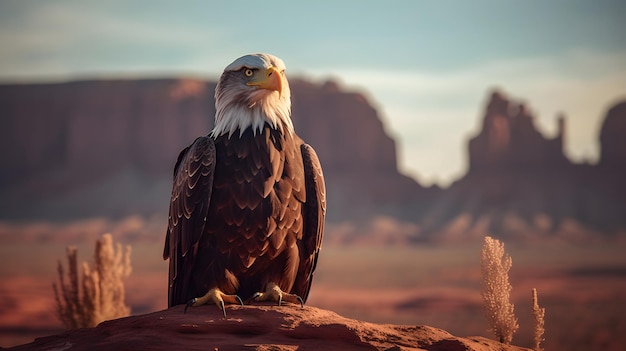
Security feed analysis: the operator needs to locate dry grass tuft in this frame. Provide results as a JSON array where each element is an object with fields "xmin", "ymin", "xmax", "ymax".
[
  {"xmin": 480, "ymin": 236, "xmax": 519, "ymax": 344},
  {"xmin": 52, "ymin": 233, "xmax": 132, "ymax": 329},
  {"xmin": 532, "ymin": 288, "xmax": 546, "ymax": 351}
]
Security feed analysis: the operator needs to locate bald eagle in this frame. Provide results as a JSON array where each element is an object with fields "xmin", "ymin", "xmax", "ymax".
[{"xmin": 163, "ymin": 53, "xmax": 326, "ymax": 316}]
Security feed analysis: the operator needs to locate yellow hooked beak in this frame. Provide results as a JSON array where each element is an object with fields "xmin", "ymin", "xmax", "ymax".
[{"xmin": 246, "ymin": 66, "xmax": 283, "ymax": 96}]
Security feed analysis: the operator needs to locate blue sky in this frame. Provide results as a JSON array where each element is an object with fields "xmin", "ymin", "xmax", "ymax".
[{"xmin": 1, "ymin": 0, "xmax": 625, "ymax": 185}]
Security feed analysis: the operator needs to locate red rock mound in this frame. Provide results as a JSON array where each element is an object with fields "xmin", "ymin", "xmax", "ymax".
[{"xmin": 7, "ymin": 305, "xmax": 528, "ymax": 351}]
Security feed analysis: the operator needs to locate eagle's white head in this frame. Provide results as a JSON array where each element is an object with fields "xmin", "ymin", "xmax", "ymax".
[{"xmin": 211, "ymin": 53, "xmax": 293, "ymax": 138}]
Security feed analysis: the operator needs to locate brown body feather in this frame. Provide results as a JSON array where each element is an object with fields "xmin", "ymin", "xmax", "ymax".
[{"xmin": 164, "ymin": 124, "xmax": 325, "ymax": 307}]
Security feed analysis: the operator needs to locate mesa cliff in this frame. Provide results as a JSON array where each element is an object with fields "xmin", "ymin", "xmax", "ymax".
[
  {"xmin": 0, "ymin": 78, "xmax": 625, "ymax": 239},
  {"xmin": 0, "ymin": 78, "xmax": 434, "ymax": 223}
]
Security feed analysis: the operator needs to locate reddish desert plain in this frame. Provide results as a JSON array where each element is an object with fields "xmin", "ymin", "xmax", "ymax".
[{"xmin": 0, "ymin": 218, "xmax": 625, "ymax": 351}]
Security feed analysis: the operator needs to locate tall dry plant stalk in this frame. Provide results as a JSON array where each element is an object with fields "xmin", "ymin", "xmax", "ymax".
[
  {"xmin": 480, "ymin": 236, "xmax": 519, "ymax": 344},
  {"xmin": 532, "ymin": 288, "xmax": 546, "ymax": 351},
  {"xmin": 53, "ymin": 233, "xmax": 132, "ymax": 329}
]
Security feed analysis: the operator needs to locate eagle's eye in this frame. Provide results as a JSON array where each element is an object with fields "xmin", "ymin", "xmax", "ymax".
[{"xmin": 243, "ymin": 68, "xmax": 254, "ymax": 77}]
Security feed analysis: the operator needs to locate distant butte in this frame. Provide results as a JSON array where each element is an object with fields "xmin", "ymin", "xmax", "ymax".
[
  {"xmin": 468, "ymin": 89, "xmax": 569, "ymax": 172},
  {"xmin": 422, "ymin": 90, "xmax": 626, "ymax": 240},
  {"xmin": 0, "ymin": 79, "xmax": 625, "ymax": 239}
]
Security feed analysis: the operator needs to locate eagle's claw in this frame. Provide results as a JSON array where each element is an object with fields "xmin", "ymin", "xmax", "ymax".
[
  {"xmin": 252, "ymin": 282, "xmax": 304, "ymax": 308},
  {"xmin": 295, "ymin": 295, "xmax": 304, "ymax": 308},
  {"xmin": 184, "ymin": 288, "xmax": 242, "ymax": 317},
  {"xmin": 184, "ymin": 298, "xmax": 197, "ymax": 314}
]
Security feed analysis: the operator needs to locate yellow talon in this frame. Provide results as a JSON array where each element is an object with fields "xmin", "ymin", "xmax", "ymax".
[
  {"xmin": 184, "ymin": 288, "xmax": 242, "ymax": 317},
  {"xmin": 252, "ymin": 282, "xmax": 303, "ymax": 307}
]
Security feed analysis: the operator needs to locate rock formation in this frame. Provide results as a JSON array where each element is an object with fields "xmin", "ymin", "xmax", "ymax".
[
  {"xmin": 0, "ymin": 79, "xmax": 624, "ymax": 239},
  {"xmin": 423, "ymin": 90, "xmax": 626, "ymax": 239},
  {"xmin": 468, "ymin": 90, "xmax": 569, "ymax": 172},
  {"xmin": 6, "ymin": 305, "xmax": 529, "ymax": 351},
  {"xmin": 599, "ymin": 101, "xmax": 626, "ymax": 171},
  {"xmin": 0, "ymin": 78, "xmax": 435, "ymax": 222}
]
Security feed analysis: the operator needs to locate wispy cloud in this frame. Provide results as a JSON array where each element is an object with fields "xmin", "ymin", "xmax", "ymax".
[{"xmin": 0, "ymin": 2, "xmax": 223, "ymax": 79}]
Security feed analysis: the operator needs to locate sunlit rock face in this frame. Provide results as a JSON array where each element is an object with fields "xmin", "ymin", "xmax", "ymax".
[{"xmin": 9, "ymin": 305, "xmax": 531, "ymax": 351}]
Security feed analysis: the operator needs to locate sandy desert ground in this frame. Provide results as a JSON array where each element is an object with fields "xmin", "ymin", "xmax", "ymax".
[{"xmin": 0, "ymin": 221, "xmax": 625, "ymax": 351}]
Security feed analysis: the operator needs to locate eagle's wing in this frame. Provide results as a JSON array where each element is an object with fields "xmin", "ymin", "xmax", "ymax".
[
  {"xmin": 293, "ymin": 143, "xmax": 326, "ymax": 302},
  {"xmin": 163, "ymin": 136, "xmax": 216, "ymax": 307}
]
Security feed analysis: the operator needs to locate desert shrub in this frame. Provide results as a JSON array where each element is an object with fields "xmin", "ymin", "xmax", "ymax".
[
  {"xmin": 532, "ymin": 288, "xmax": 546, "ymax": 351},
  {"xmin": 52, "ymin": 233, "xmax": 132, "ymax": 328},
  {"xmin": 480, "ymin": 236, "xmax": 518, "ymax": 344}
]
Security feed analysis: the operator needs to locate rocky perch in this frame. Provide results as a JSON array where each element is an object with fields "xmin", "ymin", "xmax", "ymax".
[{"xmin": 7, "ymin": 305, "xmax": 529, "ymax": 351}]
